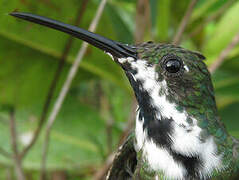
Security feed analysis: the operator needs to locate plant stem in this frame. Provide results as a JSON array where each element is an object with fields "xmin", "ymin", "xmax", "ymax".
[
  {"xmin": 40, "ymin": 0, "xmax": 107, "ymax": 179},
  {"xmin": 172, "ymin": 0, "xmax": 199, "ymax": 45},
  {"xmin": 9, "ymin": 110, "xmax": 26, "ymax": 180}
]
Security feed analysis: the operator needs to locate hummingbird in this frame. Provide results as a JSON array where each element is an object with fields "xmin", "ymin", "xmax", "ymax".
[{"xmin": 10, "ymin": 12, "xmax": 239, "ymax": 180}]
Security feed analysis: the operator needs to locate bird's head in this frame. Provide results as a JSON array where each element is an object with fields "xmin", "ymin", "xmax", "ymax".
[
  {"xmin": 114, "ymin": 42, "xmax": 218, "ymax": 137},
  {"xmin": 10, "ymin": 12, "xmax": 218, "ymax": 126},
  {"xmin": 121, "ymin": 43, "xmax": 216, "ymax": 119}
]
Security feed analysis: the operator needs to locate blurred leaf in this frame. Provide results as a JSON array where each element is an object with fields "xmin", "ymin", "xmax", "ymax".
[
  {"xmin": 170, "ymin": 0, "xmax": 191, "ymax": 28},
  {"xmin": 0, "ymin": 96, "xmax": 107, "ymax": 170},
  {"xmin": 203, "ymin": 1, "xmax": 239, "ymax": 64},
  {"xmin": 106, "ymin": 3, "xmax": 134, "ymax": 43},
  {"xmin": 191, "ymin": 0, "xmax": 217, "ymax": 22},
  {"xmin": 219, "ymin": 102, "xmax": 239, "ymax": 138},
  {"xmin": 156, "ymin": 0, "xmax": 170, "ymax": 42},
  {"xmin": 212, "ymin": 58, "xmax": 239, "ymax": 109}
]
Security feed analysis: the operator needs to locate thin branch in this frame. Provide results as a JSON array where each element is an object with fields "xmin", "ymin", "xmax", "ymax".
[
  {"xmin": 172, "ymin": 0, "xmax": 199, "ymax": 45},
  {"xmin": 19, "ymin": 0, "xmax": 89, "ymax": 159},
  {"xmin": 209, "ymin": 30, "xmax": 239, "ymax": 74},
  {"xmin": 40, "ymin": 0, "xmax": 107, "ymax": 179},
  {"xmin": 51, "ymin": 170, "xmax": 67, "ymax": 180},
  {"xmin": 188, "ymin": 0, "xmax": 235, "ymax": 38},
  {"xmin": 135, "ymin": 0, "xmax": 151, "ymax": 43},
  {"xmin": 9, "ymin": 110, "xmax": 26, "ymax": 180},
  {"xmin": 6, "ymin": 168, "xmax": 13, "ymax": 180},
  {"xmin": 93, "ymin": 153, "xmax": 115, "ymax": 180}
]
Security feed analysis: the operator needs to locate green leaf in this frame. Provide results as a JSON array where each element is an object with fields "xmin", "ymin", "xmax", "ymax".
[
  {"xmin": 191, "ymin": 0, "xmax": 217, "ymax": 22},
  {"xmin": 156, "ymin": 0, "xmax": 171, "ymax": 42},
  {"xmin": 203, "ymin": 1, "xmax": 239, "ymax": 64},
  {"xmin": 219, "ymin": 102, "xmax": 239, "ymax": 137}
]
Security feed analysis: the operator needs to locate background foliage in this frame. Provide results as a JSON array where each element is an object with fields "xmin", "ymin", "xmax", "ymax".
[{"xmin": 0, "ymin": 0, "xmax": 239, "ymax": 179}]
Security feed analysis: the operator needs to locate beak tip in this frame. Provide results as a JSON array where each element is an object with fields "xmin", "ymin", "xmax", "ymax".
[
  {"xmin": 10, "ymin": 12, "xmax": 28, "ymax": 19},
  {"xmin": 9, "ymin": 11, "xmax": 20, "ymax": 17}
]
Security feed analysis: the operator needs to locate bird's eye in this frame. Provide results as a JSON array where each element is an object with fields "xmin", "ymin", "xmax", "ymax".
[
  {"xmin": 163, "ymin": 55, "xmax": 182, "ymax": 74},
  {"xmin": 165, "ymin": 59, "xmax": 181, "ymax": 73}
]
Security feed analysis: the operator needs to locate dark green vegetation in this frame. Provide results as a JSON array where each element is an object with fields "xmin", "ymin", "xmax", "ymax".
[{"xmin": 1, "ymin": 0, "xmax": 239, "ymax": 179}]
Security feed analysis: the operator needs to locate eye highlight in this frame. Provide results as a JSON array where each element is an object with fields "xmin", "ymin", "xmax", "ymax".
[
  {"xmin": 162, "ymin": 54, "xmax": 183, "ymax": 75},
  {"xmin": 165, "ymin": 59, "xmax": 181, "ymax": 73}
]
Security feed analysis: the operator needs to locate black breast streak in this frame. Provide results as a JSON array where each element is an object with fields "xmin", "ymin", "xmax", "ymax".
[
  {"xmin": 125, "ymin": 72, "xmax": 158, "ymax": 124},
  {"xmin": 130, "ymin": 76, "xmax": 174, "ymax": 148},
  {"xmin": 169, "ymin": 149, "xmax": 203, "ymax": 179},
  {"xmin": 140, "ymin": 112, "xmax": 174, "ymax": 148}
]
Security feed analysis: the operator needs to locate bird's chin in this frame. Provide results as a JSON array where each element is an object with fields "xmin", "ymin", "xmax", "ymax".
[{"xmin": 106, "ymin": 52, "xmax": 136, "ymax": 73}]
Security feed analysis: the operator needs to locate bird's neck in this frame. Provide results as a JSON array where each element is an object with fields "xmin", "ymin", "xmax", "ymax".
[{"xmin": 133, "ymin": 85, "xmax": 224, "ymax": 179}]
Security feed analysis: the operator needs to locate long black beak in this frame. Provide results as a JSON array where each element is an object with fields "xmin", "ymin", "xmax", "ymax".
[{"xmin": 10, "ymin": 12, "xmax": 137, "ymax": 59}]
